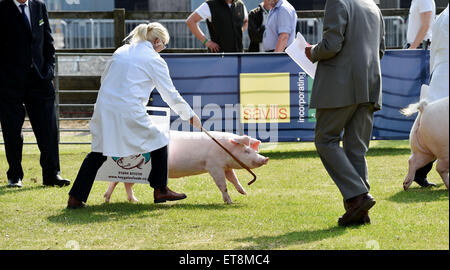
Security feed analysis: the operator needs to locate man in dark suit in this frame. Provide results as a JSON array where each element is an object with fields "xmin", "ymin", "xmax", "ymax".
[{"xmin": 0, "ymin": 0, "xmax": 70, "ymax": 188}]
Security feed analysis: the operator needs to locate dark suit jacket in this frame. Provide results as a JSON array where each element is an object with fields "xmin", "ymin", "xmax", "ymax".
[{"xmin": 0, "ymin": 0, "xmax": 55, "ymax": 91}]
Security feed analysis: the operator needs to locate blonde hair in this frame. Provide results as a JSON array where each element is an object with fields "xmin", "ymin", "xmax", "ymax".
[{"xmin": 124, "ymin": 22, "xmax": 170, "ymax": 45}]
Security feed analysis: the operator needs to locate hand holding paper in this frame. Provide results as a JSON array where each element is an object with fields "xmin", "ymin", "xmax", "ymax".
[
  {"xmin": 305, "ymin": 46, "xmax": 312, "ymax": 61},
  {"xmin": 285, "ymin": 32, "xmax": 317, "ymax": 79}
]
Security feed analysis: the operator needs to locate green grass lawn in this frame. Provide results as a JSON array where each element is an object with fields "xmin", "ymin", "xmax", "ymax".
[{"xmin": 0, "ymin": 138, "xmax": 448, "ymax": 250}]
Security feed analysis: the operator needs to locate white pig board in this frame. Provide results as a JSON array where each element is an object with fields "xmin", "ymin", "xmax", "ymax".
[{"xmin": 94, "ymin": 106, "xmax": 170, "ymax": 184}]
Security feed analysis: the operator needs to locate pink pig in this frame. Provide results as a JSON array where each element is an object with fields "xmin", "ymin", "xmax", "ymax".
[
  {"xmin": 104, "ymin": 131, "xmax": 269, "ymax": 204},
  {"xmin": 401, "ymin": 97, "xmax": 449, "ymax": 190}
]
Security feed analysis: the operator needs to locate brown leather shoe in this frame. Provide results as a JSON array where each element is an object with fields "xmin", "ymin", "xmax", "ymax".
[
  {"xmin": 67, "ymin": 195, "xmax": 86, "ymax": 209},
  {"xmin": 338, "ymin": 193, "xmax": 375, "ymax": 227},
  {"xmin": 154, "ymin": 186, "xmax": 187, "ymax": 203},
  {"xmin": 343, "ymin": 199, "xmax": 371, "ymax": 225}
]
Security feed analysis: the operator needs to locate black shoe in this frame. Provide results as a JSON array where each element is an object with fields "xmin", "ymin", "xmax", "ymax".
[
  {"xmin": 7, "ymin": 178, "xmax": 23, "ymax": 188},
  {"xmin": 338, "ymin": 193, "xmax": 376, "ymax": 227},
  {"xmin": 343, "ymin": 200, "xmax": 371, "ymax": 225},
  {"xmin": 43, "ymin": 175, "xmax": 71, "ymax": 187},
  {"xmin": 67, "ymin": 195, "xmax": 86, "ymax": 209},
  {"xmin": 414, "ymin": 176, "xmax": 436, "ymax": 188}
]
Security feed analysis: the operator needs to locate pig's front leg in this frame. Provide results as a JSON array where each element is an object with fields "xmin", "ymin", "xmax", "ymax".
[
  {"xmin": 124, "ymin": 182, "xmax": 139, "ymax": 202},
  {"xmin": 208, "ymin": 168, "xmax": 232, "ymax": 204},
  {"xmin": 225, "ymin": 169, "xmax": 246, "ymax": 195},
  {"xmin": 404, "ymin": 153, "xmax": 435, "ymax": 190},
  {"xmin": 436, "ymin": 158, "xmax": 449, "ymax": 190},
  {"xmin": 104, "ymin": 182, "xmax": 119, "ymax": 203}
]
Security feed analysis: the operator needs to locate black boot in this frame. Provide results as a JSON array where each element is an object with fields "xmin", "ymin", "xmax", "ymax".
[{"xmin": 414, "ymin": 161, "xmax": 436, "ymax": 188}]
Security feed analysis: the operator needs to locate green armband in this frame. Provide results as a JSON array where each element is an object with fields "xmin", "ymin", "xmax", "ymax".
[{"xmin": 203, "ymin": 38, "xmax": 209, "ymax": 46}]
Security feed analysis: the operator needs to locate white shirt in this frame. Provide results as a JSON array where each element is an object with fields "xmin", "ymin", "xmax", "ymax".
[
  {"xmin": 430, "ymin": 5, "xmax": 449, "ymax": 75},
  {"xmin": 424, "ymin": 5, "xmax": 449, "ymax": 102},
  {"xmin": 406, "ymin": 0, "xmax": 436, "ymax": 44},
  {"xmin": 91, "ymin": 41, "xmax": 195, "ymax": 157},
  {"xmin": 13, "ymin": 0, "xmax": 31, "ymax": 29},
  {"xmin": 195, "ymin": 2, "xmax": 248, "ymax": 22}
]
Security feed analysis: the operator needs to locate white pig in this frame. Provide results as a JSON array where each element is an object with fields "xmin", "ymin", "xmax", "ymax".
[
  {"xmin": 401, "ymin": 97, "xmax": 449, "ymax": 190},
  {"xmin": 104, "ymin": 131, "xmax": 269, "ymax": 204}
]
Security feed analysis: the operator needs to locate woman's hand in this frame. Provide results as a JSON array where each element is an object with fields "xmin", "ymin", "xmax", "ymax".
[
  {"xmin": 206, "ymin": 40, "xmax": 220, "ymax": 53},
  {"xmin": 189, "ymin": 114, "xmax": 202, "ymax": 129}
]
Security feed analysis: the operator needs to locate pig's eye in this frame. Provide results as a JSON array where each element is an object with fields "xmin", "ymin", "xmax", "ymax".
[{"xmin": 244, "ymin": 148, "xmax": 251, "ymax": 154}]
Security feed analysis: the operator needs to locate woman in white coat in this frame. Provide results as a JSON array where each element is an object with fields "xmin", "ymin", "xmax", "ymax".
[
  {"xmin": 414, "ymin": 5, "xmax": 449, "ymax": 187},
  {"xmin": 68, "ymin": 23, "xmax": 202, "ymax": 208}
]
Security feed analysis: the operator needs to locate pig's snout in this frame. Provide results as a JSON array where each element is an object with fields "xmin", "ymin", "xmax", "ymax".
[{"xmin": 252, "ymin": 157, "xmax": 269, "ymax": 167}]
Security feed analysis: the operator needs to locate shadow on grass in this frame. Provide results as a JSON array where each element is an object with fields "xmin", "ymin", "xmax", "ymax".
[
  {"xmin": 0, "ymin": 185, "xmax": 47, "ymax": 197},
  {"xmin": 263, "ymin": 148, "xmax": 410, "ymax": 160},
  {"xmin": 233, "ymin": 226, "xmax": 347, "ymax": 249},
  {"xmin": 47, "ymin": 202, "xmax": 242, "ymax": 225},
  {"xmin": 388, "ymin": 184, "xmax": 449, "ymax": 203}
]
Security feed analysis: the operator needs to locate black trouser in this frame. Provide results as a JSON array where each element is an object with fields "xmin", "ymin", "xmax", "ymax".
[
  {"xmin": 414, "ymin": 161, "xmax": 434, "ymax": 181},
  {"xmin": 69, "ymin": 145, "xmax": 168, "ymax": 202},
  {"xmin": 0, "ymin": 68, "xmax": 60, "ymax": 181}
]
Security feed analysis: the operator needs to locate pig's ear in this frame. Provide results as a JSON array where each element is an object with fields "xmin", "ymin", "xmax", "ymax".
[
  {"xmin": 250, "ymin": 139, "xmax": 261, "ymax": 152},
  {"xmin": 230, "ymin": 136, "xmax": 251, "ymax": 146}
]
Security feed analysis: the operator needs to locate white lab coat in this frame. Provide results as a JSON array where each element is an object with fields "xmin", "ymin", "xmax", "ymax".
[
  {"xmin": 90, "ymin": 41, "xmax": 195, "ymax": 157},
  {"xmin": 425, "ymin": 5, "xmax": 449, "ymax": 102}
]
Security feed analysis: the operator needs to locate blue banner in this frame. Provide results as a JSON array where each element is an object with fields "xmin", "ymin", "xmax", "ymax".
[{"xmin": 151, "ymin": 50, "xmax": 428, "ymax": 142}]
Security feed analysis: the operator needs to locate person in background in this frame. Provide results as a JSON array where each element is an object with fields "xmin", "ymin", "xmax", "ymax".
[
  {"xmin": 67, "ymin": 23, "xmax": 202, "ymax": 209},
  {"xmin": 0, "ymin": 0, "xmax": 71, "ymax": 188},
  {"xmin": 186, "ymin": 0, "xmax": 248, "ymax": 53},
  {"xmin": 262, "ymin": 0, "xmax": 297, "ymax": 52},
  {"xmin": 248, "ymin": 0, "xmax": 271, "ymax": 52},
  {"xmin": 305, "ymin": 0, "xmax": 385, "ymax": 226},
  {"xmin": 405, "ymin": 0, "xmax": 435, "ymax": 49},
  {"xmin": 413, "ymin": 5, "xmax": 449, "ymax": 188}
]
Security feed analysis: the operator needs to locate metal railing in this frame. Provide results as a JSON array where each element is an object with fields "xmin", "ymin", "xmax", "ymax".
[
  {"xmin": 384, "ymin": 16, "xmax": 407, "ymax": 48},
  {"xmin": 52, "ymin": 53, "xmax": 110, "ymax": 144},
  {"xmin": 50, "ymin": 16, "xmax": 408, "ymax": 50},
  {"xmin": 47, "ymin": 8, "xmax": 444, "ymax": 53}
]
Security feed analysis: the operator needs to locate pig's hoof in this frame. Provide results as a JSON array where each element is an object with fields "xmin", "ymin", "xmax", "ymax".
[
  {"xmin": 128, "ymin": 197, "xmax": 139, "ymax": 203},
  {"xmin": 104, "ymin": 194, "xmax": 111, "ymax": 203},
  {"xmin": 403, "ymin": 181, "xmax": 412, "ymax": 191},
  {"xmin": 224, "ymin": 198, "xmax": 233, "ymax": 204}
]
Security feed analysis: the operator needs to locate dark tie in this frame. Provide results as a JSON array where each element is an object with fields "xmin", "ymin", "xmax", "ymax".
[{"xmin": 19, "ymin": 4, "xmax": 31, "ymax": 30}]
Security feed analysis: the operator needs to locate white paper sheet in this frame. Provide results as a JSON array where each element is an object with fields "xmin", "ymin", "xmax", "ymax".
[{"xmin": 285, "ymin": 32, "xmax": 317, "ymax": 79}]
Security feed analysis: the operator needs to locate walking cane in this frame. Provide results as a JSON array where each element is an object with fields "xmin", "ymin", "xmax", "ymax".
[{"xmin": 201, "ymin": 127, "xmax": 257, "ymax": 185}]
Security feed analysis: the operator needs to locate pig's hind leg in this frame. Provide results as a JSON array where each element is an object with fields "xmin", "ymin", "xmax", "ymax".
[
  {"xmin": 436, "ymin": 158, "xmax": 449, "ymax": 190},
  {"xmin": 124, "ymin": 182, "xmax": 139, "ymax": 202},
  {"xmin": 225, "ymin": 169, "xmax": 246, "ymax": 195},
  {"xmin": 208, "ymin": 168, "xmax": 233, "ymax": 204},
  {"xmin": 404, "ymin": 153, "xmax": 435, "ymax": 190},
  {"xmin": 104, "ymin": 182, "xmax": 119, "ymax": 203}
]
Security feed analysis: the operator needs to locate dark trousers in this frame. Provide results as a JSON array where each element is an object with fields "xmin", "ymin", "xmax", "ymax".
[
  {"xmin": 0, "ymin": 68, "xmax": 59, "ymax": 181},
  {"xmin": 69, "ymin": 145, "xmax": 168, "ymax": 202},
  {"xmin": 414, "ymin": 161, "xmax": 434, "ymax": 180}
]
